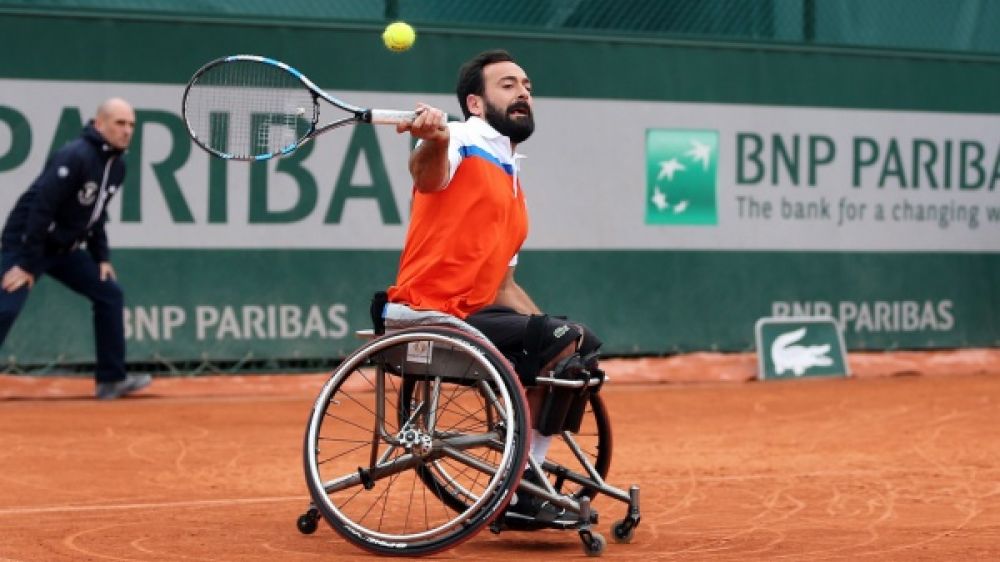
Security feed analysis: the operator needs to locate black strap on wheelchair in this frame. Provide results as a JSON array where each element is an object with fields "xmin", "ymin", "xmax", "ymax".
[
  {"xmin": 522, "ymin": 314, "xmax": 582, "ymax": 385},
  {"xmin": 518, "ymin": 314, "xmax": 547, "ymax": 386},
  {"xmin": 370, "ymin": 291, "xmax": 388, "ymax": 335},
  {"xmin": 580, "ymin": 350, "xmax": 606, "ymax": 393}
]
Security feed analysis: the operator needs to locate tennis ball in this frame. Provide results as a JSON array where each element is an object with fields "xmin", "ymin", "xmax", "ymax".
[{"xmin": 382, "ymin": 21, "xmax": 416, "ymax": 52}]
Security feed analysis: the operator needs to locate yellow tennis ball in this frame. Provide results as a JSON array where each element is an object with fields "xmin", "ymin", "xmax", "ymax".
[{"xmin": 382, "ymin": 21, "xmax": 416, "ymax": 52}]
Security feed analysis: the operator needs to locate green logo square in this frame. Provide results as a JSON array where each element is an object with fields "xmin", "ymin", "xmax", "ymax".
[
  {"xmin": 755, "ymin": 317, "xmax": 849, "ymax": 380},
  {"xmin": 645, "ymin": 129, "xmax": 719, "ymax": 225}
]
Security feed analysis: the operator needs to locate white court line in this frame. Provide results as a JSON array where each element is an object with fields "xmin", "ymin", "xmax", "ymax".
[
  {"xmin": 0, "ymin": 394, "xmax": 316, "ymax": 407},
  {"xmin": 0, "ymin": 467, "xmax": 960, "ymax": 518},
  {"xmin": 0, "ymin": 495, "xmax": 308, "ymax": 516}
]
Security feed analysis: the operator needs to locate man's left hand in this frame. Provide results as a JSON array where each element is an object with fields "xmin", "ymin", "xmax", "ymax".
[
  {"xmin": 1, "ymin": 266, "xmax": 35, "ymax": 292},
  {"xmin": 99, "ymin": 261, "xmax": 117, "ymax": 282}
]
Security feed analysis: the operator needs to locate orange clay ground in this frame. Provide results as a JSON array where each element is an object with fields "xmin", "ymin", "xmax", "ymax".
[{"xmin": 1, "ymin": 349, "xmax": 999, "ymax": 561}]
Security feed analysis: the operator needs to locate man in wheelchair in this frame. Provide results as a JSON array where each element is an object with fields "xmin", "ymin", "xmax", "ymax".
[{"xmin": 390, "ymin": 49, "xmax": 605, "ymax": 524}]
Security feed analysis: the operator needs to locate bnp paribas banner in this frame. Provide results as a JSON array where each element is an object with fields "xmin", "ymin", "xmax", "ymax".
[{"xmin": 0, "ymin": 79, "xmax": 998, "ymax": 363}]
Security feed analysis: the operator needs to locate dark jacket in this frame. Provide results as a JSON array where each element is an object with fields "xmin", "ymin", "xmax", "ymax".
[{"xmin": 1, "ymin": 121, "xmax": 126, "ymax": 275}]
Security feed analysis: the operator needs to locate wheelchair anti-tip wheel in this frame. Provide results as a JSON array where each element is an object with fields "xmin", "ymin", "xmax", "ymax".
[{"xmin": 303, "ymin": 326, "xmax": 530, "ymax": 556}]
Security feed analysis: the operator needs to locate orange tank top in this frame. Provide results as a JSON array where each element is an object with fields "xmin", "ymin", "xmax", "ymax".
[{"xmin": 388, "ymin": 140, "xmax": 528, "ymax": 318}]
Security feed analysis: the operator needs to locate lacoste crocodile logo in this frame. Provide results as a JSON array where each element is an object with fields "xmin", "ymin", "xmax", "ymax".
[{"xmin": 771, "ymin": 327, "xmax": 833, "ymax": 376}]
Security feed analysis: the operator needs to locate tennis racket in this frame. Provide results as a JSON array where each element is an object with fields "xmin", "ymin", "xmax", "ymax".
[{"xmin": 182, "ymin": 54, "xmax": 443, "ymax": 161}]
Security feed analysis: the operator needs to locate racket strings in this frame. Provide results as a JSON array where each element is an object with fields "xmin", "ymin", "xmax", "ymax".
[{"xmin": 185, "ymin": 60, "xmax": 314, "ymax": 159}]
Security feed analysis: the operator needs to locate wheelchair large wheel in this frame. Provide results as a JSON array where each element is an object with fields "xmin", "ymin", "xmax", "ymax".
[{"xmin": 303, "ymin": 326, "xmax": 530, "ymax": 556}]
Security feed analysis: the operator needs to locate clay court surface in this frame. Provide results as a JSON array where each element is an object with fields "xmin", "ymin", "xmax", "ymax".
[{"xmin": 2, "ymin": 352, "xmax": 999, "ymax": 561}]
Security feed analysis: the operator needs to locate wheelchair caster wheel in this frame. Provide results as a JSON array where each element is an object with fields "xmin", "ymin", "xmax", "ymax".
[
  {"xmin": 297, "ymin": 510, "xmax": 320, "ymax": 534},
  {"xmin": 582, "ymin": 532, "xmax": 606, "ymax": 557},
  {"xmin": 612, "ymin": 519, "xmax": 634, "ymax": 543}
]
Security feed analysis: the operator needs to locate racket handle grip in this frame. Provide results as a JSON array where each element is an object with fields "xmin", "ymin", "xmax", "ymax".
[{"xmin": 367, "ymin": 109, "xmax": 448, "ymax": 125}]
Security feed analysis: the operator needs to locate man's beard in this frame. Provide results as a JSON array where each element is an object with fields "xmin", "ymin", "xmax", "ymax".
[{"xmin": 484, "ymin": 99, "xmax": 534, "ymax": 144}]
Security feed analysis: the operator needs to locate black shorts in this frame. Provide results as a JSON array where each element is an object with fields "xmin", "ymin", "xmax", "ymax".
[{"xmin": 465, "ymin": 305, "xmax": 602, "ymax": 385}]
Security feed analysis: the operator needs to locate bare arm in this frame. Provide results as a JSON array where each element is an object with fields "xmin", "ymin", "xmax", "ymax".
[
  {"xmin": 493, "ymin": 266, "xmax": 542, "ymax": 315},
  {"xmin": 396, "ymin": 103, "xmax": 450, "ymax": 193}
]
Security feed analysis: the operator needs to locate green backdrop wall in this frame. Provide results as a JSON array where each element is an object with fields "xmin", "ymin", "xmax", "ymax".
[{"xmin": 0, "ymin": 10, "xmax": 997, "ymax": 368}]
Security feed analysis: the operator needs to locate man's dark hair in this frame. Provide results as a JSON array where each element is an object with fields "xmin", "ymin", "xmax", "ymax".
[{"xmin": 455, "ymin": 50, "xmax": 515, "ymax": 119}]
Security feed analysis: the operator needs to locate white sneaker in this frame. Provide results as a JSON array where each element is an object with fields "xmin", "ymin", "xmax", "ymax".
[{"xmin": 95, "ymin": 374, "xmax": 152, "ymax": 400}]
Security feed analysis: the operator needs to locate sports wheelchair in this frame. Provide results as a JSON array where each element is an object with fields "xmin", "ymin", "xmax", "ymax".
[{"xmin": 295, "ymin": 308, "xmax": 641, "ymax": 556}]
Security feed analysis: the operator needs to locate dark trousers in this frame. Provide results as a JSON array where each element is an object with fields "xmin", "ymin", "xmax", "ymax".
[
  {"xmin": 0, "ymin": 249, "xmax": 126, "ymax": 383},
  {"xmin": 466, "ymin": 305, "xmax": 602, "ymax": 384}
]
